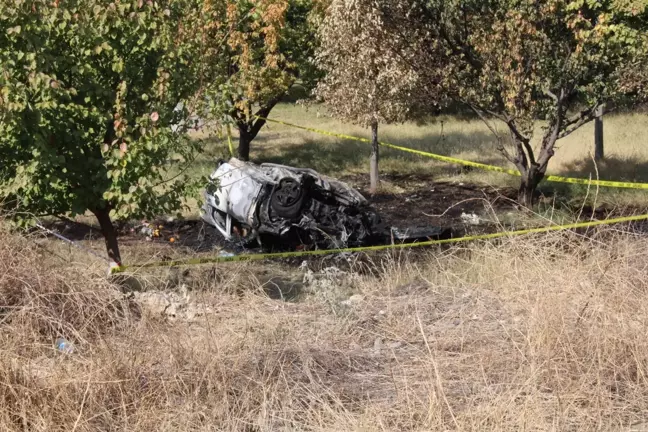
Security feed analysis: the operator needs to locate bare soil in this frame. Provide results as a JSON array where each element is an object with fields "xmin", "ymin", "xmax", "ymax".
[{"xmin": 39, "ymin": 174, "xmax": 648, "ymax": 265}]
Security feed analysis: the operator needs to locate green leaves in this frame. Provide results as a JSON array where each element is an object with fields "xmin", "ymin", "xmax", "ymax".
[
  {"xmin": 202, "ymin": 0, "xmax": 320, "ymax": 152},
  {"xmin": 0, "ymin": 0, "xmax": 213, "ymax": 227}
]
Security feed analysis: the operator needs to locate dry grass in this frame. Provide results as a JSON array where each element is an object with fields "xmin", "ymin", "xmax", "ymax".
[
  {"xmin": 4, "ymin": 218, "xmax": 648, "ymax": 431},
  {"xmin": 244, "ymin": 104, "xmax": 648, "ymax": 178}
]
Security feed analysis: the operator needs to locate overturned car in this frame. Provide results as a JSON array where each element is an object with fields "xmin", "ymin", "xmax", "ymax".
[{"xmin": 201, "ymin": 158, "xmax": 448, "ymax": 250}]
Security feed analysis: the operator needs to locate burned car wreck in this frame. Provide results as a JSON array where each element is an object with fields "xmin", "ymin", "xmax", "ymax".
[{"xmin": 201, "ymin": 158, "xmax": 448, "ymax": 250}]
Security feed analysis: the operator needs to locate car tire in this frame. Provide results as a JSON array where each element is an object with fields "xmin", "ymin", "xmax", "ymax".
[{"xmin": 270, "ymin": 178, "xmax": 307, "ymax": 220}]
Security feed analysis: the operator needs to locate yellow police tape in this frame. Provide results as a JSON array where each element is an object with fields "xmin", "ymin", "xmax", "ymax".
[
  {"xmin": 110, "ymin": 213, "xmax": 648, "ymax": 274},
  {"xmin": 259, "ymin": 117, "xmax": 648, "ymax": 190}
]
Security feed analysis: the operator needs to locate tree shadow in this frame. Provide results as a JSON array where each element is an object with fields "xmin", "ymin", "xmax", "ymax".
[
  {"xmin": 253, "ymin": 129, "xmax": 504, "ymax": 175},
  {"xmin": 254, "ymin": 138, "xmax": 368, "ymax": 173},
  {"xmin": 382, "ymin": 128, "xmax": 500, "ymax": 156},
  {"xmin": 560, "ymin": 155, "xmax": 648, "ymax": 184},
  {"xmin": 534, "ymin": 155, "xmax": 648, "ymax": 208}
]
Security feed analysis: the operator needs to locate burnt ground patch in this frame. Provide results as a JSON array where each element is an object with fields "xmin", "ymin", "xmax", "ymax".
[
  {"xmin": 345, "ymin": 173, "xmax": 519, "ymax": 231},
  {"xmin": 32, "ymin": 174, "xmax": 648, "ymax": 266}
]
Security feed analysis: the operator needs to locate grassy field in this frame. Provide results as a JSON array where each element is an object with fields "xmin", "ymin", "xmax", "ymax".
[
  {"xmin": 191, "ymin": 104, "xmax": 648, "ymax": 210},
  {"xmin": 4, "ymin": 220, "xmax": 648, "ymax": 431}
]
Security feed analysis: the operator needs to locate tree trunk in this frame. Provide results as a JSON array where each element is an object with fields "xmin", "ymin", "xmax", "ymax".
[
  {"xmin": 238, "ymin": 126, "xmax": 252, "ymax": 161},
  {"xmin": 369, "ymin": 121, "xmax": 379, "ymax": 194},
  {"xmin": 517, "ymin": 165, "xmax": 545, "ymax": 208},
  {"xmin": 92, "ymin": 207, "xmax": 122, "ymax": 265},
  {"xmin": 594, "ymin": 104, "xmax": 604, "ymax": 161},
  {"xmin": 232, "ymin": 98, "xmax": 279, "ymax": 162}
]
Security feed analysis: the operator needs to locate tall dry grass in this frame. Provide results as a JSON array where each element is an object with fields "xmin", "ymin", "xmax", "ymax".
[{"xmin": 3, "ymin": 220, "xmax": 648, "ymax": 431}]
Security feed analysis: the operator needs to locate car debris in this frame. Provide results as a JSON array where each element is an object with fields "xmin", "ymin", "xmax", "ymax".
[{"xmin": 201, "ymin": 158, "xmax": 449, "ymax": 250}]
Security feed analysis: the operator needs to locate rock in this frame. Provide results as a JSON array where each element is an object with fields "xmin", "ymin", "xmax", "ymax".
[
  {"xmin": 136, "ymin": 291, "xmax": 171, "ymax": 316},
  {"xmin": 134, "ymin": 285, "xmax": 210, "ymax": 322},
  {"xmin": 302, "ymin": 266, "xmax": 347, "ymax": 294}
]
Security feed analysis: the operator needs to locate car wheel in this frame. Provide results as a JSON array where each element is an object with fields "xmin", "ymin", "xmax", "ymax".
[{"xmin": 270, "ymin": 178, "xmax": 307, "ymax": 220}]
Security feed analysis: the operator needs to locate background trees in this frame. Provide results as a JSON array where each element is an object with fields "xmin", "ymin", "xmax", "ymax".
[
  {"xmin": 2, "ymin": 0, "xmax": 648, "ymax": 268},
  {"xmin": 313, "ymin": 0, "xmax": 424, "ymax": 193},
  {"xmin": 207, "ymin": 0, "xmax": 322, "ymax": 161},
  {"xmin": 0, "ymin": 0, "xmax": 223, "ymax": 264},
  {"xmin": 379, "ymin": 0, "xmax": 648, "ymax": 206}
]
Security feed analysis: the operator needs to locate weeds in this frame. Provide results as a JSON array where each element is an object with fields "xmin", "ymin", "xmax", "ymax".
[{"xmin": 2, "ymin": 218, "xmax": 648, "ymax": 430}]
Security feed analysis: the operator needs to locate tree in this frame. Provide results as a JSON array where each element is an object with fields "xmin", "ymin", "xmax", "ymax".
[
  {"xmin": 206, "ymin": 0, "xmax": 322, "ymax": 161},
  {"xmin": 313, "ymin": 0, "xmax": 423, "ymax": 193},
  {"xmin": 618, "ymin": 1, "xmax": 648, "ymax": 100},
  {"xmin": 381, "ymin": 0, "xmax": 648, "ymax": 206},
  {"xmin": 0, "ymin": 0, "xmax": 224, "ymax": 265}
]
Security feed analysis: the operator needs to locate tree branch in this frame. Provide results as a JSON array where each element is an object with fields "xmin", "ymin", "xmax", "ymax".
[
  {"xmin": 250, "ymin": 96, "xmax": 282, "ymax": 137},
  {"xmin": 537, "ymin": 88, "xmax": 566, "ymax": 168},
  {"xmin": 467, "ymin": 103, "xmax": 515, "ymax": 164},
  {"xmin": 544, "ymin": 88, "xmax": 559, "ymax": 104},
  {"xmin": 559, "ymin": 102, "xmax": 601, "ymax": 139},
  {"xmin": 505, "ymin": 118, "xmax": 533, "ymax": 165}
]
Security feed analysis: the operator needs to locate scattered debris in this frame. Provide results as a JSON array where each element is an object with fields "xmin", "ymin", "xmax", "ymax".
[
  {"xmin": 303, "ymin": 266, "xmax": 346, "ymax": 293},
  {"xmin": 133, "ymin": 284, "xmax": 212, "ymax": 322},
  {"xmin": 55, "ymin": 338, "xmax": 75, "ymax": 354},
  {"xmin": 460, "ymin": 212, "xmax": 482, "ymax": 225},
  {"xmin": 340, "ymin": 294, "xmax": 365, "ymax": 307}
]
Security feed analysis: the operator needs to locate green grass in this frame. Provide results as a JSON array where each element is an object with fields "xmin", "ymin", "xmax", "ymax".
[{"xmin": 192, "ymin": 103, "xmax": 648, "ymax": 211}]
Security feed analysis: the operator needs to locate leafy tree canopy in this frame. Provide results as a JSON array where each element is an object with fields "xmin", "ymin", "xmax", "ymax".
[
  {"xmin": 381, "ymin": 0, "xmax": 648, "ymax": 205},
  {"xmin": 313, "ymin": 0, "xmax": 424, "ymax": 127},
  {"xmin": 0, "ymin": 0, "xmax": 225, "ymax": 263},
  {"xmin": 204, "ymin": 0, "xmax": 323, "ymax": 160}
]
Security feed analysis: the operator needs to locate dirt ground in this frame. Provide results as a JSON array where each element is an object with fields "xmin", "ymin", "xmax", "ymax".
[
  {"xmin": 40, "ymin": 173, "xmax": 648, "ymax": 268},
  {"xmin": 343, "ymin": 173, "xmax": 519, "ymax": 229}
]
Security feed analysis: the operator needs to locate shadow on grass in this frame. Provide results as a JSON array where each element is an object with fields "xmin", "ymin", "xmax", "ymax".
[
  {"xmin": 561, "ymin": 155, "xmax": 648, "ymax": 184},
  {"xmin": 254, "ymin": 138, "xmax": 368, "ymax": 173},
  {"xmin": 253, "ymin": 129, "xmax": 502, "ymax": 175},
  {"xmin": 535, "ymin": 155, "xmax": 648, "ymax": 209},
  {"xmin": 381, "ymin": 128, "xmax": 499, "ymax": 157}
]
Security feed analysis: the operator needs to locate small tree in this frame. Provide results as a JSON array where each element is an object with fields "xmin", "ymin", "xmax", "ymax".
[
  {"xmin": 383, "ymin": 0, "xmax": 647, "ymax": 206},
  {"xmin": 314, "ymin": 0, "xmax": 423, "ymax": 193},
  {"xmin": 0, "ymin": 0, "xmax": 224, "ymax": 264},
  {"xmin": 206, "ymin": 0, "xmax": 322, "ymax": 161}
]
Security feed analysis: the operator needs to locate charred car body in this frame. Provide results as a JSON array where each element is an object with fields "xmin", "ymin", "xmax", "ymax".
[{"xmin": 202, "ymin": 158, "xmax": 448, "ymax": 250}]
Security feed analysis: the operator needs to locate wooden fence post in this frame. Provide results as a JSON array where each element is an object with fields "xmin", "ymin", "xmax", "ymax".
[{"xmin": 594, "ymin": 104, "xmax": 604, "ymax": 161}]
